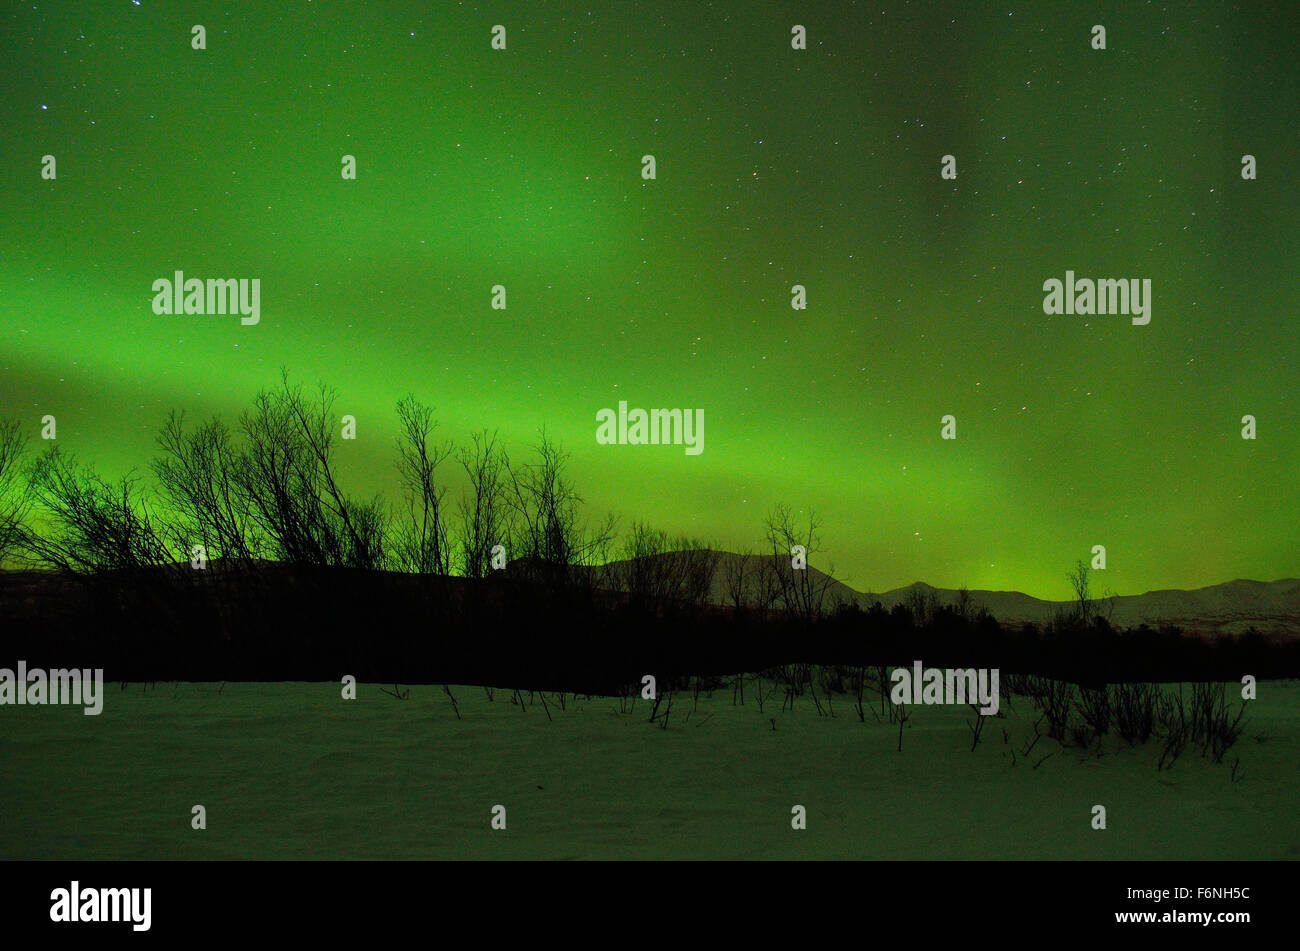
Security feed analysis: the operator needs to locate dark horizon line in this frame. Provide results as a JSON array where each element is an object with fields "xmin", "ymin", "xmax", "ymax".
[{"xmin": 3, "ymin": 550, "xmax": 1296, "ymax": 609}]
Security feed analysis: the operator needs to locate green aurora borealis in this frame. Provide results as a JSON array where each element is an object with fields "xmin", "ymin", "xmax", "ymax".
[{"xmin": 3, "ymin": 1, "xmax": 1297, "ymax": 600}]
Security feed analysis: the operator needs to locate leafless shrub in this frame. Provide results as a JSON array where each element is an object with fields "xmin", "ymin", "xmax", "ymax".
[
  {"xmin": 895, "ymin": 701, "xmax": 911, "ymax": 751},
  {"xmin": 753, "ymin": 673, "xmax": 774, "ymax": 714},
  {"xmin": 648, "ymin": 691, "xmax": 673, "ymax": 729},
  {"xmin": 853, "ymin": 666, "xmax": 867, "ymax": 722},
  {"xmin": 875, "ymin": 664, "xmax": 894, "ymax": 720},
  {"xmin": 1113, "ymin": 682, "xmax": 1159, "ymax": 744},
  {"xmin": 1157, "ymin": 686, "xmax": 1187, "ymax": 770},
  {"xmin": 1040, "ymin": 678, "xmax": 1075, "ymax": 741},
  {"xmin": 805, "ymin": 667, "xmax": 828, "ymax": 717},
  {"xmin": 1189, "ymin": 682, "xmax": 1248, "ymax": 763},
  {"xmin": 1020, "ymin": 714, "xmax": 1045, "ymax": 759},
  {"xmin": 968, "ymin": 705, "xmax": 988, "ymax": 751},
  {"xmin": 442, "ymin": 685, "xmax": 462, "ymax": 720},
  {"xmin": 1076, "ymin": 685, "xmax": 1111, "ymax": 737}
]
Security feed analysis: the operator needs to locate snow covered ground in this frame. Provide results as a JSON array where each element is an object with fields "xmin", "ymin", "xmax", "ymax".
[{"xmin": 1, "ymin": 678, "xmax": 1295, "ymax": 860}]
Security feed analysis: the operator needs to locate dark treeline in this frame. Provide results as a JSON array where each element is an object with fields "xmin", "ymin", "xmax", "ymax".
[
  {"xmin": 1, "ymin": 563, "xmax": 1294, "ymax": 689},
  {"xmin": 0, "ymin": 373, "xmax": 1295, "ymax": 689}
]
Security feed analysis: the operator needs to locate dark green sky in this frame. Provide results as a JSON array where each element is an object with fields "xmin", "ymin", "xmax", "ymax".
[{"xmin": 3, "ymin": 1, "xmax": 1297, "ymax": 599}]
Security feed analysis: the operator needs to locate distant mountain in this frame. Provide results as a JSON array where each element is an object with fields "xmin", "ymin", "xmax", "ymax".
[
  {"xmin": 863, "ymin": 577, "xmax": 1300, "ymax": 636},
  {"xmin": 689, "ymin": 552, "xmax": 1300, "ymax": 637}
]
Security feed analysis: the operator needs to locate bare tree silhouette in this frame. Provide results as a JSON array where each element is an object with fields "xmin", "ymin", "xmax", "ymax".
[
  {"xmin": 762, "ymin": 503, "xmax": 838, "ymax": 622},
  {"xmin": 392, "ymin": 395, "xmax": 452, "ymax": 575},
  {"xmin": 614, "ymin": 522, "xmax": 720, "ymax": 610},
  {"xmin": 22, "ymin": 446, "xmax": 172, "ymax": 574},
  {"xmin": 1068, "ymin": 559, "xmax": 1092, "ymax": 624},
  {"xmin": 905, "ymin": 586, "xmax": 940, "ymax": 628},
  {"xmin": 502, "ymin": 430, "xmax": 615, "ymax": 591},
  {"xmin": 722, "ymin": 543, "xmax": 754, "ymax": 611},
  {"xmin": 153, "ymin": 411, "xmax": 256, "ymax": 566},
  {"xmin": 456, "ymin": 429, "xmax": 510, "ymax": 579},
  {"xmin": 0, "ymin": 418, "xmax": 30, "ymax": 566},
  {"xmin": 235, "ymin": 369, "xmax": 385, "ymax": 570}
]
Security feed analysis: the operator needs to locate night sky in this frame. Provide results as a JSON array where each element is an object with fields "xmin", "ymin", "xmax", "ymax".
[{"xmin": 3, "ymin": 1, "xmax": 1297, "ymax": 599}]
